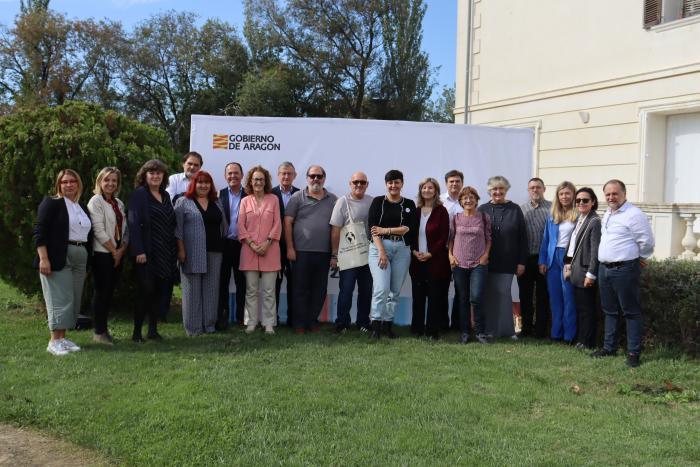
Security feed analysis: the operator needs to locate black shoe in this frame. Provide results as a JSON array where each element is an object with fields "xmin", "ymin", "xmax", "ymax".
[
  {"xmin": 625, "ymin": 353, "xmax": 641, "ymax": 368},
  {"xmin": 358, "ymin": 325, "xmax": 370, "ymax": 334},
  {"xmin": 383, "ymin": 321, "xmax": 397, "ymax": 339},
  {"xmin": 147, "ymin": 332, "xmax": 163, "ymax": 341},
  {"xmin": 215, "ymin": 321, "xmax": 229, "ymax": 332},
  {"xmin": 460, "ymin": 333, "xmax": 469, "ymax": 344},
  {"xmin": 590, "ymin": 348, "xmax": 616, "ymax": 358},
  {"xmin": 369, "ymin": 320, "xmax": 381, "ymax": 340},
  {"xmin": 132, "ymin": 332, "xmax": 144, "ymax": 343},
  {"xmin": 475, "ymin": 333, "xmax": 490, "ymax": 345},
  {"xmin": 333, "ymin": 326, "xmax": 348, "ymax": 336}
]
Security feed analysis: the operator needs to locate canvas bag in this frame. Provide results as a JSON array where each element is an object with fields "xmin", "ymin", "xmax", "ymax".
[{"xmin": 337, "ymin": 196, "xmax": 370, "ymax": 270}]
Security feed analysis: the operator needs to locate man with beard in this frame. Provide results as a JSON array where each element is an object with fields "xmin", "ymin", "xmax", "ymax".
[
  {"xmin": 218, "ymin": 162, "xmax": 247, "ymax": 329},
  {"xmin": 166, "ymin": 152, "xmax": 203, "ymax": 202},
  {"xmin": 284, "ymin": 165, "xmax": 337, "ymax": 332},
  {"xmin": 272, "ymin": 162, "xmax": 300, "ymax": 326}
]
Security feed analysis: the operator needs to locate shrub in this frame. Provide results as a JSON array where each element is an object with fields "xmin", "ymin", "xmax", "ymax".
[
  {"xmin": 640, "ymin": 259, "xmax": 700, "ymax": 356},
  {"xmin": 0, "ymin": 101, "xmax": 177, "ymax": 297}
]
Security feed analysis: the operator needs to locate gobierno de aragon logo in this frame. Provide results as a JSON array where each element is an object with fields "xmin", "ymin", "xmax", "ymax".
[{"xmin": 212, "ymin": 133, "xmax": 281, "ymax": 151}]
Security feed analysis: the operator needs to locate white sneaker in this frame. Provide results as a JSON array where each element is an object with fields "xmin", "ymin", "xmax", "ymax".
[
  {"xmin": 61, "ymin": 338, "xmax": 81, "ymax": 352},
  {"xmin": 47, "ymin": 340, "xmax": 70, "ymax": 356},
  {"xmin": 264, "ymin": 325, "xmax": 275, "ymax": 335},
  {"xmin": 245, "ymin": 325, "xmax": 256, "ymax": 334}
]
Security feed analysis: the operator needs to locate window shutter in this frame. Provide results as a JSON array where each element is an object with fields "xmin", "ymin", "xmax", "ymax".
[
  {"xmin": 644, "ymin": 0, "xmax": 662, "ymax": 28},
  {"xmin": 683, "ymin": 0, "xmax": 700, "ymax": 18}
]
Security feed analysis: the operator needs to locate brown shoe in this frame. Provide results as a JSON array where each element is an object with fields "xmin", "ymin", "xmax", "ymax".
[{"xmin": 93, "ymin": 333, "xmax": 114, "ymax": 346}]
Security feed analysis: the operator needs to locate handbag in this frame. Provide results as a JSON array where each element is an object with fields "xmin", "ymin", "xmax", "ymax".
[{"xmin": 337, "ymin": 196, "xmax": 370, "ymax": 271}]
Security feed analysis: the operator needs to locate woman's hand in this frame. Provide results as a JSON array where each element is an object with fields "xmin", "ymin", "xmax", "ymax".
[
  {"xmin": 378, "ymin": 253, "xmax": 389, "ymax": 269},
  {"xmin": 583, "ymin": 277, "xmax": 595, "ymax": 288},
  {"xmin": 112, "ymin": 248, "xmax": 124, "ymax": 268},
  {"xmin": 136, "ymin": 254, "xmax": 147, "ymax": 264},
  {"xmin": 370, "ymin": 226, "xmax": 385, "ymax": 237},
  {"xmin": 449, "ymin": 254, "xmax": 458, "ymax": 269},
  {"xmin": 257, "ymin": 241, "xmax": 270, "ymax": 256},
  {"xmin": 516, "ymin": 264, "xmax": 525, "ymax": 277},
  {"xmin": 478, "ymin": 253, "xmax": 489, "ymax": 266},
  {"xmin": 538, "ymin": 264, "xmax": 547, "ymax": 275},
  {"xmin": 39, "ymin": 258, "xmax": 52, "ymax": 276}
]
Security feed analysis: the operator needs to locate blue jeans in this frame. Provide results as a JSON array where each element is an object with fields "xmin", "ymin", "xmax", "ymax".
[
  {"xmin": 598, "ymin": 260, "xmax": 643, "ymax": 355},
  {"xmin": 453, "ymin": 264, "xmax": 488, "ymax": 335},
  {"xmin": 368, "ymin": 240, "xmax": 411, "ymax": 321},
  {"xmin": 546, "ymin": 247, "xmax": 577, "ymax": 341},
  {"xmin": 336, "ymin": 265, "xmax": 372, "ymax": 328}
]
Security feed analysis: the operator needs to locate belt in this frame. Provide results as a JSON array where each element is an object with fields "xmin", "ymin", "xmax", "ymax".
[
  {"xmin": 381, "ymin": 235, "xmax": 404, "ymax": 242},
  {"xmin": 601, "ymin": 259, "xmax": 636, "ymax": 268},
  {"xmin": 68, "ymin": 240, "xmax": 87, "ymax": 247}
]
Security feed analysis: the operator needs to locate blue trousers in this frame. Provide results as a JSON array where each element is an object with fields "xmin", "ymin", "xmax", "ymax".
[
  {"xmin": 336, "ymin": 265, "xmax": 372, "ymax": 328},
  {"xmin": 453, "ymin": 264, "xmax": 488, "ymax": 335},
  {"xmin": 368, "ymin": 240, "xmax": 410, "ymax": 322},
  {"xmin": 598, "ymin": 260, "xmax": 643, "ymax": 355},
  {"xmin": 546, "ymin": 247, "xmax": 576, "ymax": 341}
]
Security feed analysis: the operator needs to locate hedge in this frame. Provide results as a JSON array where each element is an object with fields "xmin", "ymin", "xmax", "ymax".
[
  {"xmin": 0, "ymin": 101, "xmax": 178, "ymax": 297},
  {"xmin": 641, "ymin": 259, "xmax": 700, "ymax": 356}
]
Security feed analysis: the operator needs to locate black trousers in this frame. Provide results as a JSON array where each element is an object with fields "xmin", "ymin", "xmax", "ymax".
[
  {"xmin": 219, "ymin": 239, "xmax": 246, "ymax": 326},
  {"xmin": 411, "ymin": 264, "xmax": 450, "ymax": 336},
  {"xmin": 90, "ymin": 251, "xmax": 122, "ymax": 335},
  {"xmin": 134, "ymin": 265, "xmax": 167, "ymax": 336},
  {"xmin": 292, "ymin": 251, "xmax": 330, "ymax": 329},
  {"xmin": 276, "ymin": 255, "xmax": 295, "ymax": 327},
  {"xmin": 574, "ymin": 285, "xmax": 599, "ymax": 348},
  {"xmin": 518, "ymin": 254, "xmax": 550, "ymax": 337}
]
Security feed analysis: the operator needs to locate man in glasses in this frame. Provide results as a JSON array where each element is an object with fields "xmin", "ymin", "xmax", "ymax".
[
  {"xmin": 272, "ymin": 162, "xmax": 300, "ymax": 326},
  {"xmin": 592, "ymin": 179, "xmax": 654, "ymax": 368},
  {"xmin": 218, "ymin": 162, "xmax": 247, "ymax": 330},
  {"xmin": 329, "ymin": 172, "xmax": 373, "ymax": 335},
  {"xmin": 284, "ymin": 165, "xmax": 338, "ymax": 332},
  {"xmin": 518, "ymin": 177, "xmax": 552, "ymax": 338}
]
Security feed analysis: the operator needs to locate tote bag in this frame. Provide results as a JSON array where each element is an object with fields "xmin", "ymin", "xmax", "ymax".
[{"xmin": 337, "ymin": 196, "xmax": 370, "ymax": 271}]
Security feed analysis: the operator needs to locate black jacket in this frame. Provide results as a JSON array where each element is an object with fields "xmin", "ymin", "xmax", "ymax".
[{"xmin": 33, "ymin": 196, "xmax": 93, "ymax": 270}]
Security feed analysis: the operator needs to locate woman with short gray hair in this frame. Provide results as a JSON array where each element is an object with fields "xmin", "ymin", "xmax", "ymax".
[{"xmin": 477, "ymin": 175, "xmax": 528, "ymax": 339}]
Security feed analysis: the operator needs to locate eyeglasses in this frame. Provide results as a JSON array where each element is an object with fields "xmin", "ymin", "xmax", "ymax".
[
  {"xmin": 351, "ymin": 180, "xmax": 367, "ymax": 186},
  {"xmin": 575, "ymin": 198, "xmax": 591, "ymax": 204},
  {"xmin": 307, "ymin": 174, "xmax": 324, "ymax": 180},
  {"xmin": 252, "ymin": 177, "xmax": 265, "ymax": 183}
]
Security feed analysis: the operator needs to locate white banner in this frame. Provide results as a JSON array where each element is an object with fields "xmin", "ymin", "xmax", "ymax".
[{"xmin": 191, "ymin": 115, "xmax": 534, "ymax": 325}]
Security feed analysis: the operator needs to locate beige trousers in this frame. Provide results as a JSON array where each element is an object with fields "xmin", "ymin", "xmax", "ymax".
[{"xmin": 244, "ymin": 271, "xmax": 277, "ymax": 326}]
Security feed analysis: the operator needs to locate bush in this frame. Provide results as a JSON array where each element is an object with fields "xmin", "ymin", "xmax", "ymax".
[
  {"xmin": 641, "ymin": 259, "xmax": 700, "ymax": 356},
  {"xmin": 0, "ymin": 101, "xmax": 177, "ymax": 298}
]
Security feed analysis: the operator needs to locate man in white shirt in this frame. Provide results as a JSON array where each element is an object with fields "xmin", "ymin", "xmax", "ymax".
[
  {"xmin": 592, "ymin": 179, "xmax": 654, "ymax": 368},
  {"xmin": 329, "ymin": 172, "xmax": 373, "ymax": 334},
  {"xmin": 166, "ymin": 152, "xmax": 203, "ymax": 202},
  {"xmin": 439, "ymin": 169, "xmax": 463, "ymax": 332}
]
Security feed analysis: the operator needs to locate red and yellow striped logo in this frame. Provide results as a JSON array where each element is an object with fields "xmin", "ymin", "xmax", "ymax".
[{"xmin": 212, "ymin": 134, "xmax": 229, "ymax": 149}]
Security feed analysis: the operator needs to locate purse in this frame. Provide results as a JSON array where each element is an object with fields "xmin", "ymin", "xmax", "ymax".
[{"xmin": 337, "ymin": 196, "xmax": 370, "ymax": 271}]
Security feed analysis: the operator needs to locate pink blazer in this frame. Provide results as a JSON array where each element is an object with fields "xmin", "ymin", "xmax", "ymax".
[{"xmin": 238, "ymin": 193, "xmax": 282, "ymax": 272}]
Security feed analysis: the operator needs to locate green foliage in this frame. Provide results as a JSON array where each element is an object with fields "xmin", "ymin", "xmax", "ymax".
[
  {"xmin": 0, "ymin": 101, "xmax": 176, "ymax": 296},
  {"xmin": 641, "ymin": 259, "xmax": 700, "ymax": 356}
]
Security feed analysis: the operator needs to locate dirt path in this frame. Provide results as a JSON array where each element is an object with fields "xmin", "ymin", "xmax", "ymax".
[{"xmin": 0, "ymin": 424, "xmax": 108, "ymax": 466}]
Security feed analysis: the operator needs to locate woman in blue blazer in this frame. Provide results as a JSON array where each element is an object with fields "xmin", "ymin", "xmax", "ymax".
[{"xmin": 538, "ymin": 181, "xmax": 577, "ymax": 342}]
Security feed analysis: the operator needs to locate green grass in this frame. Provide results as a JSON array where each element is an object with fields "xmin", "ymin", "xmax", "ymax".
[{"xmin": 1, "ymin": 280, "xmax": 699, "ymax": 466}]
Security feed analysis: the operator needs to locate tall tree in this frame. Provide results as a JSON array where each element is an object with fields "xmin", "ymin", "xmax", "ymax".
[
  {"xmin": 119, "ymin": 11, "xmax": 249, "ymax": 152},
  {"xmin": 374, "ymin": 0, "xmax": 433, "ymax": 120},
  {"xmin": 246, "ymin": 0, "xmax": 384, "ymax": 118},
  {"xmin": 423, "ymin": 84, "xmax": 455, "ymax": 123}
]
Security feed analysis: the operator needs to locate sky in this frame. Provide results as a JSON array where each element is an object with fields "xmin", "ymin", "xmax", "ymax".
[{"xmin": 0, "ymin": 0, "xmax": 457, "ymax": 95}]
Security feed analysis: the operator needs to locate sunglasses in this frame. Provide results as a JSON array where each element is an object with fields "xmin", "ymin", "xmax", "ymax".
[
  {"xmin": 575, "ymin": 198, "xmax": 591, "ymax": 204},
  {"xmin": 351, "ymin": 180, "xmax": 367, "ymax": 186},
  {"xmin": 307, "ymin": 174, "xmax": 324, "ymax": 180}
]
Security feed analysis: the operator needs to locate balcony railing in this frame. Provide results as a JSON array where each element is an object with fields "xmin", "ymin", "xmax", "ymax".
[{"xmin": 635, "ymin": 203, "xmax": 700, "ymax": 260}]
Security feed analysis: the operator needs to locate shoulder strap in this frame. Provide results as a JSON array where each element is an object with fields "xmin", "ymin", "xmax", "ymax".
[{"xmin": 344, "ymin": 195, "xmax": 355, "ymax": 224}]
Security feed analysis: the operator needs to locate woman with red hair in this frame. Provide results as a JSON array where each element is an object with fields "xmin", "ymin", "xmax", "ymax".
[{"xmin": 174, "ymin": 171, "xmax": 228, "ymax": 336}]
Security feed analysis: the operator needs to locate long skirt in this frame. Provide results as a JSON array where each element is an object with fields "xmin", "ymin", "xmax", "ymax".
[{"xmin": 482, "ymin": 272, "xmax": 515, "ymax": 337}]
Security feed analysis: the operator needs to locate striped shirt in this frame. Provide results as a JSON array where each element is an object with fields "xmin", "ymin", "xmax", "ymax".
[
  {"xmin": 451, "ymin": 212, "xmax": 491, "ymax": 269},
  {"xmin": 520, "ymin": 199, "xmax": 551, "ymax": 255}
]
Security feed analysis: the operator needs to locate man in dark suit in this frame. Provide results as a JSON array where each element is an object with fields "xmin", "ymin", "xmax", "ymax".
[
  {"xmin": 271, "ymin": 161, "xmax": 299, "ymax": 327},
  {"xmin": 217, "ymin": 162, "xmax": 247, "ymax": 330}
]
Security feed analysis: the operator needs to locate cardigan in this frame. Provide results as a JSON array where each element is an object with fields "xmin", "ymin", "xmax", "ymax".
[
  {"xmin": 87, "ymin": 194, "xmax": 129, "ymax": 253},
  {"xmin": 409, "ymin": 205, "xmax": 451, "ymax": 280},
  {"xmin": 238, "ymin": 194, "xmax": 282, "ymax": 272},
  {"xmin": 33, "ymin": 196, "xmax": 93, "ymax": 270},
  {"xmin": 174, "ymin": 196, "xmax": 228, "ymax": 274},
  {"xmin": 477, "ymin": 201, "xmax": 528, "ymax": 274}
]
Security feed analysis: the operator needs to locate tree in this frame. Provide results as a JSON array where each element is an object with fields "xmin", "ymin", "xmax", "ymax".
[
  {"xmin": 119, "ymin": 11, "xmax": 249, "ymax": 152},
  {"xmin": 0, "ymin": 101, "xmax": 177, "ymax": 297},
  {"xmin": 374, "ymin": 0, "xmax": 433, "ymax": 120},
  {"xmin": 246, "ymin": 0, "xmax": 384, "ymax": 118},
  {"xmin": 423, "ymin": 84, "xmax": 455, "ymax": 123}
]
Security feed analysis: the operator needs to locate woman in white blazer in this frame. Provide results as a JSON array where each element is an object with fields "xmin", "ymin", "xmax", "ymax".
[{"xmin": 87, "ymin": 167, "xmax": 129, "ymax": 344}]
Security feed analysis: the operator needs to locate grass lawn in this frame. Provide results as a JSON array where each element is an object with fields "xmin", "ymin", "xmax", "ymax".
[{"xmin": 1, "ymin": 280, "xmax": 699, "ymax": 466}]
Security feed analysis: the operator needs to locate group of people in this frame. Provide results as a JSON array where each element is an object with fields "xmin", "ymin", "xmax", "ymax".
[{"xmin": 34, "ymin": 153, "xmax": 655, "ymax": 367}]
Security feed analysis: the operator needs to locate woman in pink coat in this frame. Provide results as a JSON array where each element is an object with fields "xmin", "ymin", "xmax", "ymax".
[{"xmin": 238, "ymin": 165, "xmax": 282, "ymax": 334}]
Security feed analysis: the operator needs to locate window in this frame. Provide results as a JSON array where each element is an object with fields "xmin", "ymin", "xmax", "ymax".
[{"xmin": 644, "ymin": 0, "xmax": 700, "ymax": 28}]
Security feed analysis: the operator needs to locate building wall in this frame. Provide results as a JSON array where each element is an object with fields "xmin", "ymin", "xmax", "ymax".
[{"xmin": 455, "ymin": 0, "xmax": 700, "ymax": 203}]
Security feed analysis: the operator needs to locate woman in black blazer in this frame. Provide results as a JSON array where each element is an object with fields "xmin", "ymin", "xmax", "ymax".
[
  {"xmin": 34, "ymin": 169, "xmax": 93, "ymax": 356},
  {"xmin": 127, "ymin": 159, "xmax": 177, "ymax": 342},
  {"xmin": 564, "ymin": 187, "xmax": 601, "ymax": 350}
]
